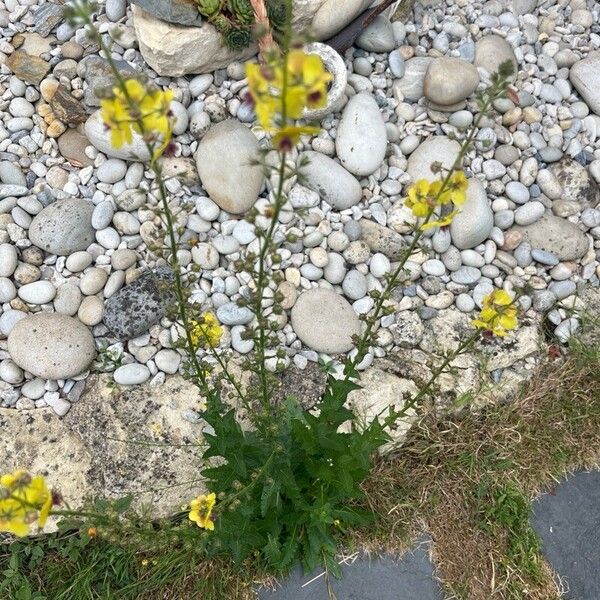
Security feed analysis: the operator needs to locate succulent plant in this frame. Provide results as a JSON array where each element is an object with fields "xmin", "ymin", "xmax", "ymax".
[
  {"xmin": 228, "ymin": 0, "xmax": 254, "ymax": 25},
  {"xmin": 225, "ymin": 26, "xmax": 253, "ymax": 50},
  {"xmin": 196, "ymin": 0, "xmax": 287, "ymax": 50},
  {"xmin": 196, "ymin": 0, "xmax": 222, "ymax": 18},
  {"xmin": 266, "ymin": 0, "xmax": 287, "ymax": 30},
  {"xmin": 211, "ymin": 13, "xmax": 234, "ymax": 34}
]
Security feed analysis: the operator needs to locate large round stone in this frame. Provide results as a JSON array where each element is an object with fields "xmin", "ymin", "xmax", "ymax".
[
  {"xmin": 298, "ymin": 151, "xmax": 362, "ymax": 210},
  {"xmin": 8, "ymin": 313, "xmax": 95, "ymax": 379},
  {"xmin": 407, "ymin": 136, "xmax": 461, "ymax": 181},
  {"xmin": 474, "ymin": 35, "xmax": 518, "ymax": 81},
  {"xmin": 450, "ymin": 179, "xmax": 494, "ymax": 249},
  {"xmin": 29, "ymin": 198, "xmax": 94, "ymax": 256},
  {"xmin": 291, "ymin": 287, "xmax": 360, "ymax": 354},
  {"xmin": 424, "ymin": 57, "xmax": 480, "ymax": 106},
  {"xmin": 336, "ymin": 93, "xmax": 387, "ymax": 177},
  {"xmin": 195, "ymin": 120, "xmax": 264, "ymax": 215}
]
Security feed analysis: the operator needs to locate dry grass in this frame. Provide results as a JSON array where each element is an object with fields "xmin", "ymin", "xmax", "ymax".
[{"xmin": 349, "ymin": 346, "xmax": 600, "ymax": 599}]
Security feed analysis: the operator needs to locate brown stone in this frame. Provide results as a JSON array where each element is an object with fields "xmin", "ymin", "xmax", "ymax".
[
  {"xmin": 50, "ymin": 85, "xmax": 88, "ymax": 125},
  {"xmin": 57, "ymin": 129, "xmax": 94, "ymax": 167},
  {"xmin": 6, "ymin": 50, "xmax": 50, "ymax": 84}
]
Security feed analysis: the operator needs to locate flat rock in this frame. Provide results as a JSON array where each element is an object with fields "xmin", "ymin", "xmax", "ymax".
[
  {"xmin": 8, "ymin": 313, "xmax": 95, "ymax": 380},
  {"xmin": 424, "ymin": 57, "xmax": 480, "ymax": 106},
  {"xmin": 474, "ymin": 35, "xmax": 518, "ymax": 81},
  {"xmin": 291, "ymin": 287, "xmax": 360, "ymax": 353},
  {"xmin": 347, "ymin": 368, "xmax": 418, "ymax": 451},
  {"xmin": 450, "ymin": 178, "xmax": 494, "ymax": 250},
  {"xmin": 131, "ymin": 0, "xmax": 204, "ymax": 26},
  {"xmin": 50, "ymin": 85, "xmax": 88, "ymax": 125},
  {"xmin": 336, "ymin": 93, "xmax": 387, "ymax": 177},
  {"xmin": 570, "ymin": 52, "xmax": 600, "ymax": 116},
  {"xmin": 195, "ymin": 120, "xmax": 264, "ymax": 215},
  {"xmin": 407, "ymin": 136, "xmax": 461, "ymax": 181},
  {"xmin": 29, "ymin": 198, "xmax": 94, "ymax": 256},
  {"xmin": 550, "ymin": 158, "xmax": 600, "ymax": 208},
  {"xmin": 6, "ymin": 50, "xmax": 50, "ymax": 85},
  {"xmin": 132, "ymin": 5, "xmax": 257, "ymax": 77},
  {"xmin": 32, "ymin": 2, "xmax": 65, "ymax": 37},
  {"xmin": 85, "ymin": 110, "xmax": 151, "ymax": 161},
  {"xmin": 512, "ymin": 215, "xmax": 589, "ymax": 261},
  {"xmin": 103, "ymin": 267, "xmax": 175, "ymax": 339},
  {"xmin": 0, "ymin": 375, "xmax": 206, "ymax": 518},
  {"xmin": 394, "ymin": 57, "xmax": 432, "ymax": 102}
]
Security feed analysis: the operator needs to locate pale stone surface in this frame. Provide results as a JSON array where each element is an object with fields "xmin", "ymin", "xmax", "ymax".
[
  {"xmin": 291, "ymin": 287, "xmax": 361, "ymax": 353},
  {"xmin": 474, "ymin": 34, "xmax": 518, "ymax": 81},
  {"xmin": 335, "ymin": 93, "xmax": 387, "ymax": 177},
  {"xmin": 512, "ymin": 215, "xmax": 590, "ymax": 261},
  {"xmin": 345, "ymin": 368, "xmax": 418, "ymax": 453},
  {"xmin": 29, "ymin": 198, "xmax": 94, "ymax": 256},
  {"xmin": 133, "ymin": 1, "xmax": 331, "ymax": 77},
  {"xmin": 195, "ymin": 120, "xmax": 264, "ymax": 215},
  {"xmin": 311, "ymin": 0, "xmax": 372, "ymax": 40},
  {"xmin": 85, "ymin": 110, "xmax": 151, "ymax": 161},
  {"xmin": 570, "ymin": 52, "xmax": 600, "ymax": 116},
  {"xmin": 407, "ymin": 136, "xmax": 461, "ymax": 181},
  {"xmin": 298, "ymin": 151, "xmax": 363, "ymax": 210},
  {"xmin": 423, "ymin": 57, "xmax": 480, "ymax": 106},
  {"xmin": 0, "ymin": 375, "xmax": 206, "ymax": 522}
]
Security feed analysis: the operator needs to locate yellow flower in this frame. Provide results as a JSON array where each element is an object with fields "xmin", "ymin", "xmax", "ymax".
[
  {"xmin": 188, "ymin": 493, "xmax": 216, "ymax": 530},
  {"xmin": 405, "ymin": 179, "xmax": 434, "ymax": 218},
  {"xmin": 404, "ymin": 171, "xmax": 469, "ymax": 231},
  {"xmin": 100, "ymin": 79, "xmax": 174, "ymax": 162},
  {"xmin": 245, "ymin": 50, "xmax": 331, "ymax": 138},
  {"xmin": 100, "ymin": 97, "xmax": 133, "ymax": 147},
  {"xmin": 472, "ymin": 290, "xmax": 519, "ymax": 337},
  {"xmin": 438, "ymin": 171, "xmax": 468, "ymax": 206},
  {"xmin": 0, "ymin": 498, "xmax": 29, "ymax": 537},
  {"xmin": 420, "ymin": 210, "xmax": 460, "ymax": 230},
  {"xmin": 272, "ymin": 124, "xmax": 320, "ymax": 151},
  {"xmin": 1, "ymin": 470, "xmax": 53, "ymax": 531},
  {"xmin": 190, "ymin": 312, "xmax": 223, "ymax": 349}
]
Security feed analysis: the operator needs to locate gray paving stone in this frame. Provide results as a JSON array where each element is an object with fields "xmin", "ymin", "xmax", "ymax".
[
  {"xmin": 531, "ymin": 470, "xmax": 600, "ymax": 600},
  {"xmin": 257, "ymin": 539, "xmax": 444, "ymax": 600}
]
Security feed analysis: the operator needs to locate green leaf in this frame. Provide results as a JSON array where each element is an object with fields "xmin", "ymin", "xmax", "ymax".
[
  {"xmin": 260, "ymin": 481, "xmax": 280, "ymax": 517},
  {"xmin": 113, "ymin": 495, "xmax": 133, "ymax": 513}
]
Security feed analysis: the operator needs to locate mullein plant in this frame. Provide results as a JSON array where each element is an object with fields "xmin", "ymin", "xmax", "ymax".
[{"xmin": 3, "ymin": 0, "xmax": 521, "ymax": 580}]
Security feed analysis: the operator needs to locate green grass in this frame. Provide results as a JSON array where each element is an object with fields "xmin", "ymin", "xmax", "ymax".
[{"xmin": 2, "ymin": 327, "xmax": 599, "ymax": 600}]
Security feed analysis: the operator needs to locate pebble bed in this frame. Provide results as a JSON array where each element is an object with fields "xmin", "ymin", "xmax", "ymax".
[{"xmin": 0, "ymin": 0, "xmax": 599, "ymax": 416}]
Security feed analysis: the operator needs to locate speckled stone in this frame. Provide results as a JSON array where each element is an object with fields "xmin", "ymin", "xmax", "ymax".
[
  {"xmin": 103, "ymin": 267, "xmax": 175, "ymax": 339},
  {"xmin": 7, "ymin": 313, "xmax": 95, "ymax": 380}
]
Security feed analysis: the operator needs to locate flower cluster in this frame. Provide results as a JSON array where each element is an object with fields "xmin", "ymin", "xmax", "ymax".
[
  {"xmin": 473, "ymin": 290, "xmax": 519, "ymax": 337},
  {"xmin": 101, "ymin": 79, "xmax": 174, "ymax": 161},
  {"xmin": 246, "ymin": 49, "xmax": 331, "ymax": 151},
  {"xmin": 189, "ymin": 312, "xmax": 223, "ymax": 349},
  {"xmin": 405, "ymin": 171, "xmax": 468, "ymax": 230},
  {"xmin": 0, "ymin": 470, "xmax": 53, "ymax": 536},
  {"xmin": 188, "ymin": 492, "xmax": 216, "ymax": 530}
]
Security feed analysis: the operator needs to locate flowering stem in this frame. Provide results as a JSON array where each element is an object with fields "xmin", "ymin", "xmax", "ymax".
[
  {"xmin": 345, "ymin": 74, "xmax": 509, "ymax": 379},
  {"xmin": 251, "ymin": 0, "xmax": 293, "ymax": 411},
  {"xmin": 76, "ymin": 6, "xmax": 247, "ymax": 407}
]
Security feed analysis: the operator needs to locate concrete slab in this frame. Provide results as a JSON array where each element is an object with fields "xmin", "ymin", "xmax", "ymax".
[
  {"xmin": 531, "ymin": 470, "xmax": 600, "ymax": 600},
  {"xmin": 257, "ymin": 539, "xmax": 444, "ymax": 600}
]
